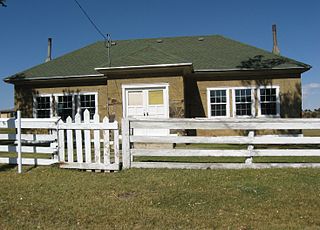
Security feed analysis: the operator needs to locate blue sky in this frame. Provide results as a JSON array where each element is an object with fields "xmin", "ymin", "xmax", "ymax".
[{"xmin": 0, "ymin": 0, "xmax": 319, "ymax": 110}]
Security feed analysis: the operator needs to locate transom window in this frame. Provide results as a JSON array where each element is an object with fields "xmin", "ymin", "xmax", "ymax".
[
  {"xmin": 34, "ymin": 93, "xmax": 97, "ymax": 121},
  {"xmin": 208, "ymin": 89, "xmax": 229, "ymax": 117},
  {"xmin": 234, "ymin": 89, "xmax": 253, "ymax": 116},
  {"xmin": 35, "ymin": 96, "xmax": 51, "ymax": 118},
  {"xmin": 259, "ymin": 87, "xmax": 279, "ymax": 116}
]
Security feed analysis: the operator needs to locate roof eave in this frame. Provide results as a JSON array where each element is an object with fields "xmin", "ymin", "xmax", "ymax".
[
  {"xmin": 194, "ymin": 66, "xmax": 311, "ymax": 74},
  {"xmin": 4, "ymin": 73, "xmax": 106, "ymax": 84},
  {"xmin": 95, "ymin": 63, "xmax": 194, "ymax": 75}
]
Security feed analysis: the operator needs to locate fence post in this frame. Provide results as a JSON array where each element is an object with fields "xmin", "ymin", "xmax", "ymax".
[
  {"xmin": 52, "ymin": 119, "xmax": 59, "ymax": 162},
  {"xmin": 122, "ymin": 118, "xmax": 131, "ymax": 169},
  {"xmin": 58, "ymin": 120, "xmax": 65, "ymax": 162},
  {"xmin": 16, "ymin": 110, "xmax": 22, "ymax": 173},
  {"xmin": 245, "ymin": 131, "xmax": 254, "ymax": 164}
]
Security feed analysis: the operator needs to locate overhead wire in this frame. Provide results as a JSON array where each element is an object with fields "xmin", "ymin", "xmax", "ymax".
[
  {"xmin": 73, "ymin": 0, "xmax": 107, "ymax": 40},
  {"xmin": 72, "ymin": 0, "xmax": 112, "ymax": 116}
]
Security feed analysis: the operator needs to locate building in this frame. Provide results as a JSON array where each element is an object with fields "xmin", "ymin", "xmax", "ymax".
[
  {"xmin": 3, "ymin": 33, "xmax": 311, "ymax": 130},
  {"xmin": 0, "ymin": 109, "xmax": 15, "ymax": 118}
]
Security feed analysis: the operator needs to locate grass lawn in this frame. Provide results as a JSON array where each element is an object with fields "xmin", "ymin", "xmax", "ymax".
[{"xmin": 0, "ymin": 166, "xmax": 320, "ymax": 229}]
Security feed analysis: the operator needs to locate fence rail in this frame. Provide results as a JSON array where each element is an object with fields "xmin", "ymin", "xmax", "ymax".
[
  {"xmin": 0, "ymin": 115, "xmax": 59, "ymax": 170},
  {"xmin": 122, "ymin": 118, "xmax": 320, "ymax": 169},
  {"xmin": 0, "ymin": 110, "xmax": 120, "ymax": 172}
]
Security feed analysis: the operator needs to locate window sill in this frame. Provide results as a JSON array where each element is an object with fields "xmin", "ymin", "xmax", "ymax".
[{"xmin": 256, "ymin": 115, "xmax": 281, "ymax": 118}]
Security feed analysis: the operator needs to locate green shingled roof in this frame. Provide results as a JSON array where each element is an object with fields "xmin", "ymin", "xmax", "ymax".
[{"xmin": 5, "ymin": 35, "xmax": 310, "ymax": 81}]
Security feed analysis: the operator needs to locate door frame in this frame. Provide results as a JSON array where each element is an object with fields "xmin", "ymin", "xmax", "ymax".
[{"xmin": 121, "ymin": 83, "xmax": 170, "ymax": 118}]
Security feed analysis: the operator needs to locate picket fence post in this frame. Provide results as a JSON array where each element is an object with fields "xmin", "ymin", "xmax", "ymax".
[
  {"xmin": 103, "ymin": 117, "xmax": 110, "ymax": 164},
  {"xmin": 84, "ymin": 110, "xmax": 91, "ymax": 163},
  {"xmin": 75, "ymin": 113, "xmax": 83, "ymax": 163},
  {"xmin": 58, "ymin": 119, "xmax": 65, "ymax": 162},
  {"xmin": 122, "ymin": 118, "xmax": 130, "ymax": 169},
  {"xmin": 93, "ymin": 113, "xmax": 101, "ymax": 164}
]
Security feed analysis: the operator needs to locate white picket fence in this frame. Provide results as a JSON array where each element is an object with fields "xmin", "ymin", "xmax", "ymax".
[
  {"xmin": 57, "ymin": 110, "xmax": 120, "ymax": 171},
  {"xmin": 0, "ymin": 115, "xmax": 60, "ymax": 169},
  {"xmin": 122, "ymin": 118, "xmax": 320, "ymax": 169}
]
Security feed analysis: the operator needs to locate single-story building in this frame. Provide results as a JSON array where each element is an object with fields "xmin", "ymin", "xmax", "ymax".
[
  {"xmin": 3, "ymin": 33, "xmax": 311, "ymax": 134},
  {"xmin": 0, "ymin": 108, "xmax": 15, "ymax": 118}
]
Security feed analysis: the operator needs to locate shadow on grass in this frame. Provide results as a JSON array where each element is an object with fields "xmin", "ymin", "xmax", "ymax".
[
  {"xmin": 0, "ymin": 164, "xmax": 39, "ymax": 173},
  {"xmin": 0, "ymin": 164, "xmax": 16, "ymax": 172}
]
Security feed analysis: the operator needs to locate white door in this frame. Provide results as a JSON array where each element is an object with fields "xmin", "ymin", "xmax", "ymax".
[{"xmin": 123, "ymin": 84, "xmax": 169, "ymax": 136}]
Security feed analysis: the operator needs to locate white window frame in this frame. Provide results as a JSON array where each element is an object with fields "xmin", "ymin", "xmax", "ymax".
[
  {"xmin": 33, "ymin": 92, "xmax": 98, "ymax": 120},
  {"xmin": 232, "ymin": 87, "xmax": 256, "ymax": 118},
  {"xmin": 33, "ymin": 94, "xmax": 53, "ymax": 118},
  {"xmin": 77, "ymin": 92, "xmax": 99, "ymax": 120},
  {"xmin": 207, "ymin": 88, "xmax": 230, "ymax": 118},
  {"xmin": 257, "ymin": 85, "xmax": 280, "ymax": 118}
]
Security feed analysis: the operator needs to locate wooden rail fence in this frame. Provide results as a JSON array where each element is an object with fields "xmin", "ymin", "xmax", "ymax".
[
  {"xmin": 122, "ymin": 118, "xmax": 320, "ymax": 169},
  {"xmin": 0, "ymin": 114, "xmax": 59, "ymax": 170}
]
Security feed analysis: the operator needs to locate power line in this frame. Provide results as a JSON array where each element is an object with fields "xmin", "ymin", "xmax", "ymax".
[
  {"xmin": 73, "ymin": 0, "xmax": 107, "ymax": 40},
  {"xmin": 0, "ymin": 0, "xmax": 7, "ymax": 7}
]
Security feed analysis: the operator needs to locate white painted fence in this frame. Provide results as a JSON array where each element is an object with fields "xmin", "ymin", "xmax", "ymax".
[
  {"xmin": 122, "ymin": 118, "xmax": 320, "ymax": 169},
  {"xmin": 0, "ymin": 115, "xmax": 60, "ymax": 168},
  {"xmin": 57, "ymin": 110, "xmax": 120, "ymax": 171}
]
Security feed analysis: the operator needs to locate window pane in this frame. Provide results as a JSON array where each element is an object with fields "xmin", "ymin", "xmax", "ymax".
[
  {"xmin": 35, "ymin": 96, "xmax": 51, "ymax": 118},
  {"xmin": 235, "ymin": 89, "xmax": 252, "ymax": 116},
  {"xmin": 209, "ymin": 89, "xmax": 227, "ymax": 117},
  {"xmin": 260, "ymin": 88, "xmax": 278, "ymax": 115},
  {"xmin": 148, "ymin": 90, "xmax": 164, "ymax": 105},
  {"xmin": 57, "ymin": 95, "xmax": 73, "ymax": 121},
  {"xmin": 128, "ymin": 91, "xmax": 143, "ymax": 106},
  {"xmin": 80, "ymin": 94, "xmax": 96, "ymax": 119}
]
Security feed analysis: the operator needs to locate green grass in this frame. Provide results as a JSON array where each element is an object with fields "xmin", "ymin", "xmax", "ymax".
[
  {"xmin": 303, "ymin": 129, "xmax": 320, "ymax": 137},
  {"xmin": 135, "ymin": 156, "xmax": 320, "ymax": 163},
  {"xmin": 0, "ymin": 166, "xmax": 320, "ymax": 229},
  {"xmin": 0, "ymin": 129, "xmax": 15, "ymax": 134}
]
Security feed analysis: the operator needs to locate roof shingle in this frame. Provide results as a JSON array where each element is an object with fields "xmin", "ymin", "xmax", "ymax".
[{"xmin": 5, "ymin": 35, "xmax": 311, "ymax": 81}]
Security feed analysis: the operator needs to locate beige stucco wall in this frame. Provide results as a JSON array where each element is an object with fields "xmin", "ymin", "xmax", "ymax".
[
  {"xmin": 14, "ymin": 75, "xmax": 185, "ymax": 124},
  {"xmin": 0, "ymin": 113, "xmax": 12, "ymax": 118},
  {"xmin": 13, "ymin": 72, "xmax": 302, "ymax": 136},
  {"xmin": 15, "ymin": 84, "xmax": 108, "ymax": 118},
  {"xmin": 187, "ymin": 76, "xmax": 301, "ymax": 118},
  {"xmin": 184, "ymin": 73, "xmax": 302, "ymax": 136}
]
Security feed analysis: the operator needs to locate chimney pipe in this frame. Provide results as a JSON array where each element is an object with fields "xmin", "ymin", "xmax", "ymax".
[
  {"xmin": 272, "ymin": 24, "xmax": 280, "ymax": 55},
  {"xmin": 45, "ymin": 38, "xmax": 52, "ymax": 62}
]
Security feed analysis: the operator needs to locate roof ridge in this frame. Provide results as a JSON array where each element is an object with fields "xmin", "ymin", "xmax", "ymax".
[
  {"xmin": 108, "ymin": 34, "xmax": 221, "ymax": 43},
  {"xmin": 99, "ymin": 45, "xmax": 187, "ymax": 68}
]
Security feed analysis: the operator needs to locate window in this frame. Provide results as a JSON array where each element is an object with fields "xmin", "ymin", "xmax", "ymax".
[
  {"xmin": 128, "ymin": 91, "xmax": 143, "ymax": 106},
  {"xmin": 207, "ymin": 86, "xmax": 280, "ymax": 118},
  {"xmin": 148, "ymin": 90, "xmax": 164, "ymax": 105},
  {"xmin": 35, "ymin": 96, "xmax": 51, "ymax": 118},
  {"xmin": 57, "ymin": 95, "xmax": 73, "ymax": 121},
  {"xmin": 80, "ymin": 94, "xmax": 96, "ymax": 119},
  {"xmin": 33, "ymin": 93, "xmax": 97, "ymax": 120},
  {"xmin": 258, "ymin": 87, "xmax": 280, "ymax": 116},
  {"xmin": 207, "ymin": 89, "xmax": 229, "ymax": 117},
  {"xmin": 234, "ymin": 88, "xmax": 254, "ymax": 117}
]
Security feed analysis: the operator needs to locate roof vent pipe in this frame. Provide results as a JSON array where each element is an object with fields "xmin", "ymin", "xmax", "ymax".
[
  {"xmin": 272, "ymin": 24, "xmax": 280, "ymax": 55},
  {"xmin": 45, "ymin": 38, "xmax": 52, "ymax": 62}
]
